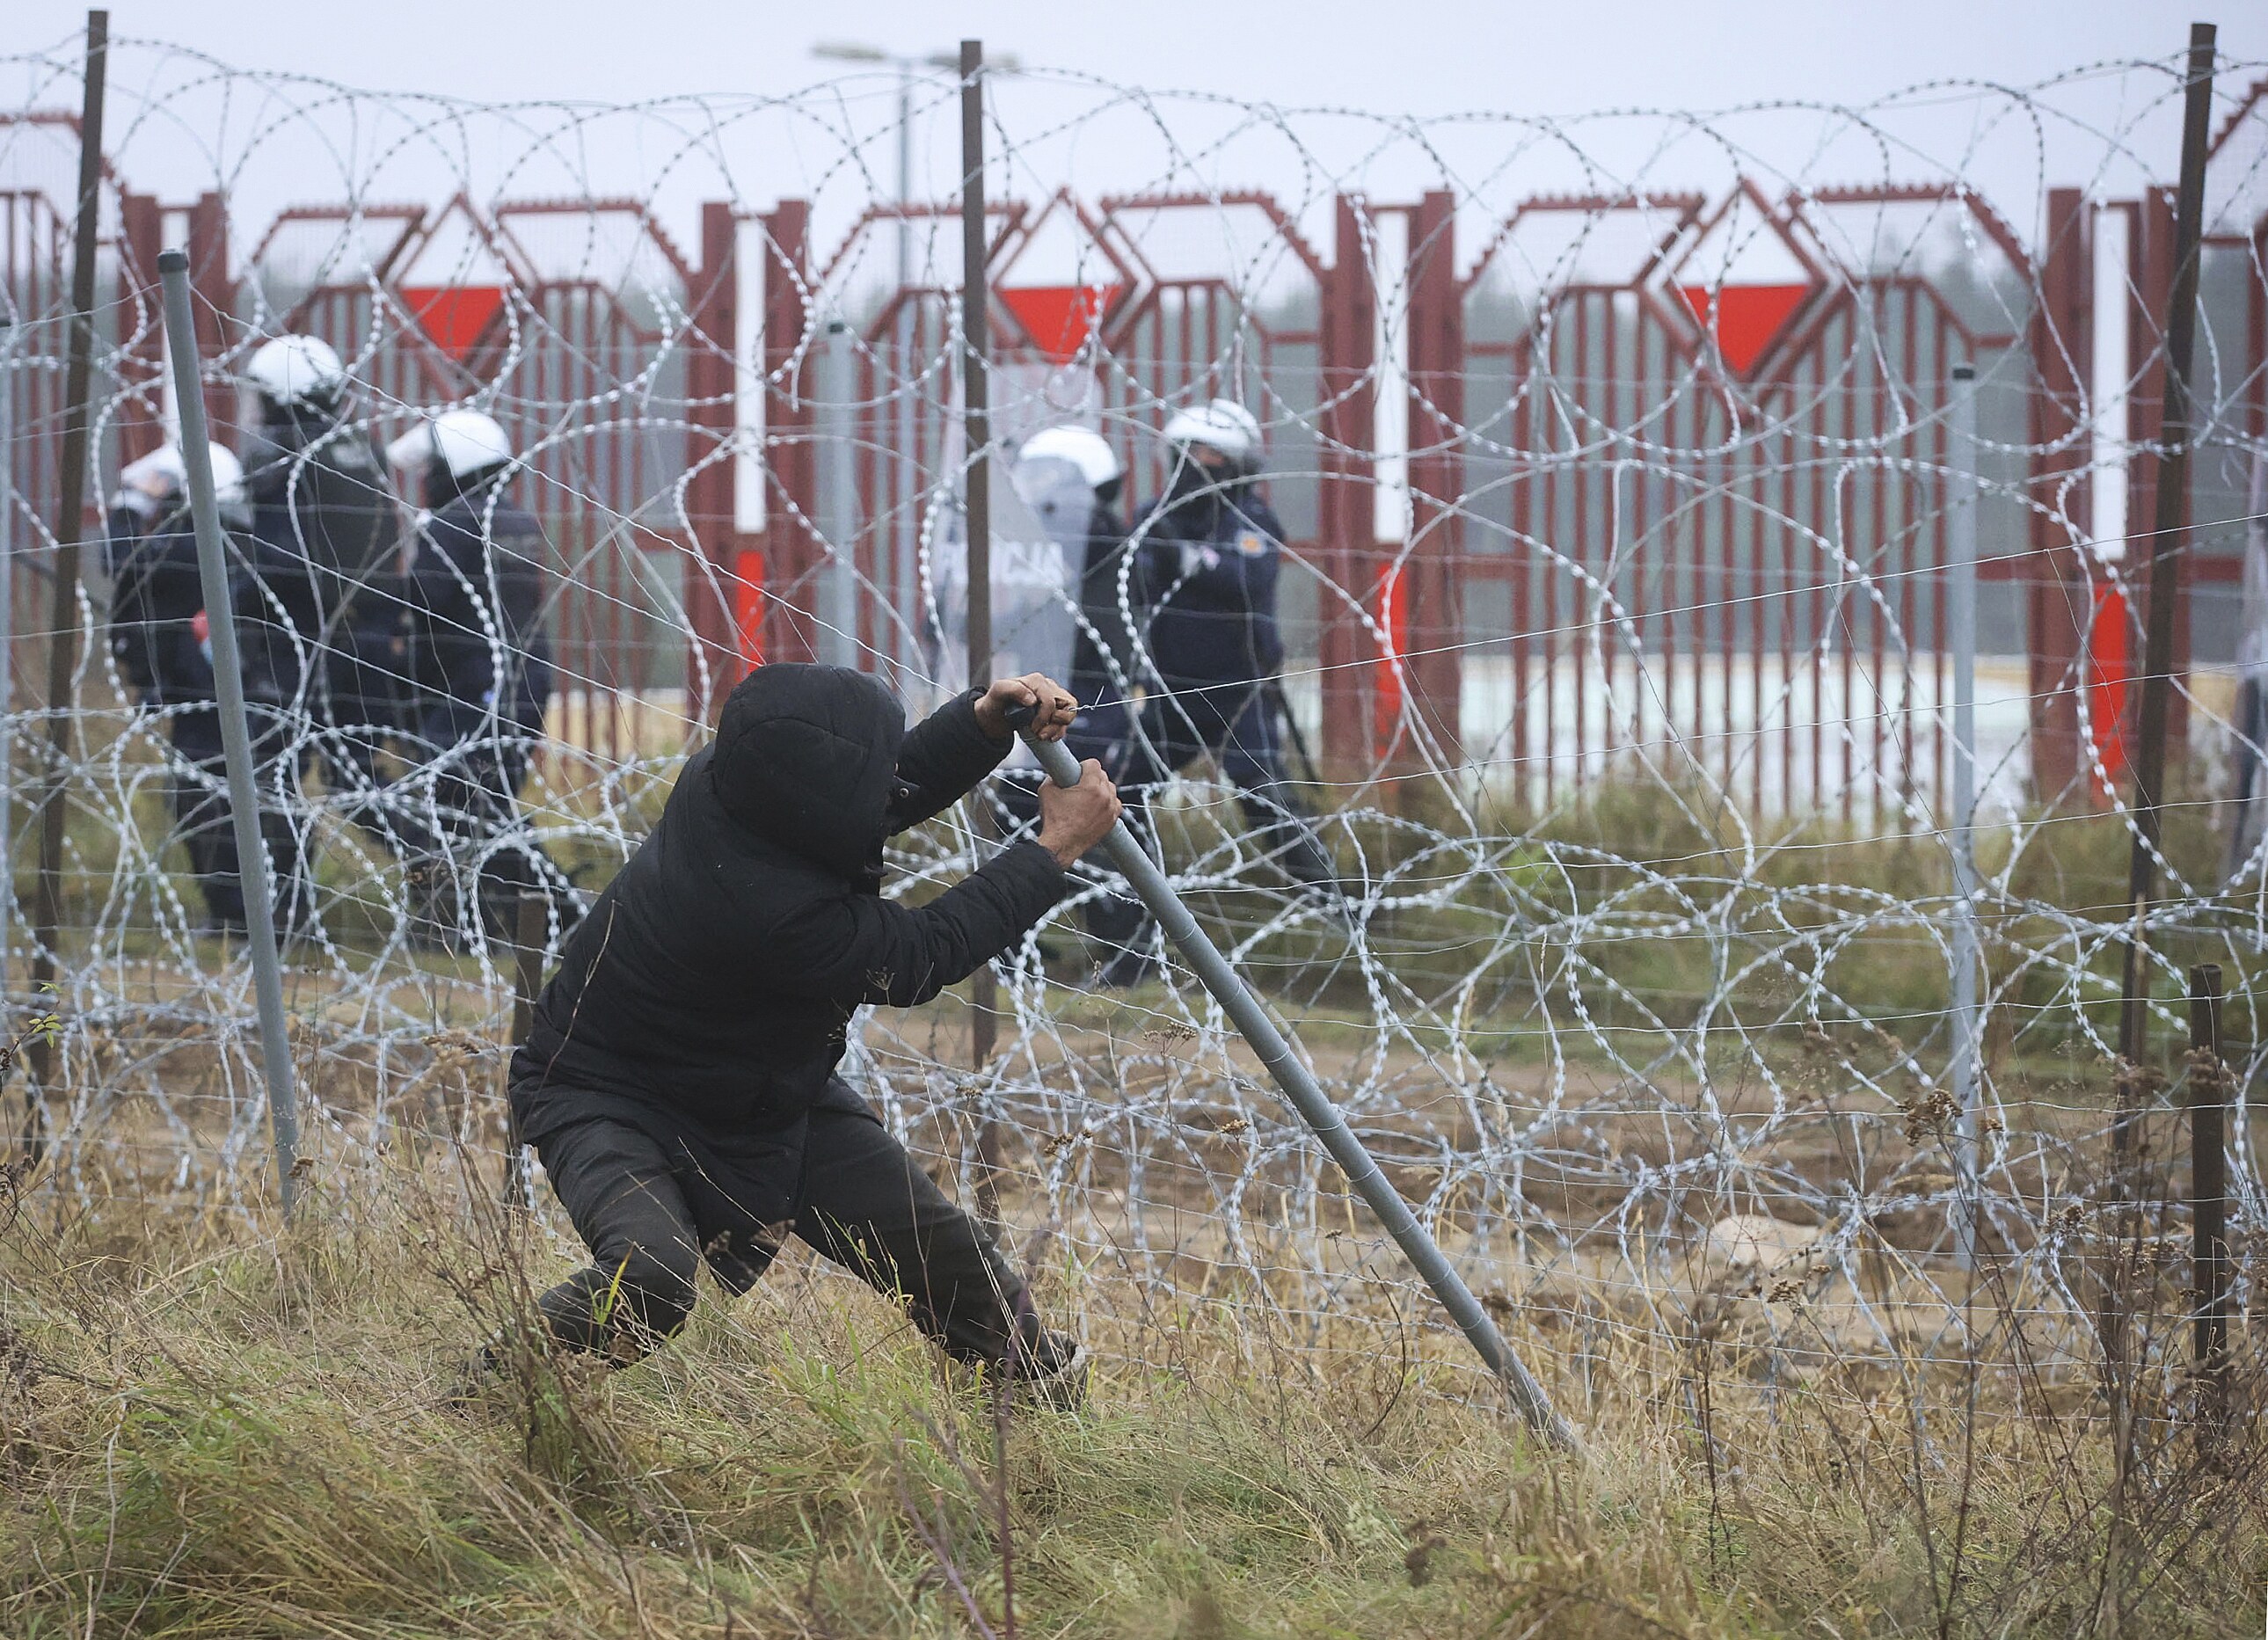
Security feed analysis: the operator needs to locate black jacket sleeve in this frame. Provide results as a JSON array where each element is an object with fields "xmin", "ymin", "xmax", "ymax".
[
  {"xmin": 888, "ymin": 689, "xmax": 1011, "ymax": 833},
  {"xmin": 764, "ymin": 839, "xmax": 1066, "ymax": 1006}
]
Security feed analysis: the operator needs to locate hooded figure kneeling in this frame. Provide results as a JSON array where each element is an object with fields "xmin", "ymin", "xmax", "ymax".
[{"xmin": 503, "ymin": 665, "xmax": 1119, "ymax": 1403}]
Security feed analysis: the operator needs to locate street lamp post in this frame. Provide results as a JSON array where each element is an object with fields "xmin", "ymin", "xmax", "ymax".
[
  {"xmin": 810, "ymin": 43, "xmax": 1022, "ymax": 682},
  {"xmin": 811, "ymin": 42, "xmax": 1023, "ymax": 287}
]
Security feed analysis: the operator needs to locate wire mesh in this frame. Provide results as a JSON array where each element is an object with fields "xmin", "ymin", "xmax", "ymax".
[{"xmin": 2, "ymin": 33, "xmax": 2267, "ymax": 1423}]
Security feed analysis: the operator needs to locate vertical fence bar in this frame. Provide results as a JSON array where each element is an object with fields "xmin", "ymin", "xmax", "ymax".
[
  {"xmin": 1948, "ymin": 363, "xmax": 1984, "ymax": 1269},
  {"xmin": 959, "ymin": 38, "xmax": 1005, "ymax": 1227},
  {"xmin": 2111, "ymin": 24, "xmax": 2217, "ymax": 1106},
  {"xmin": 0, "ymin": 315, "xmax": 15, "ymax": 1010},
  {"xmin": 158, "ymin": 250, "xmax": 303, "ymax": 1218},
  {"xmin": 2028, "ymin": 190, "xmax": 2089, "ymax": 801},
  {"xmin": 506, "ymin": 890, "xmax": 546, "ymax": 1214},
  {"xmin": 2100, "ymin": 16, "xmax": 2217, "ymax": 1440},
  {"xmin": 2186, "ymin": 962, "xmax": 2229, "ymax": 1430},
  {"xmin": 23, "ymin": 10, "xmax": 108, "ymax": 1159},
  {"xmin": 818, "ymin": 317, "xmax": 859, "ymax": 668}
]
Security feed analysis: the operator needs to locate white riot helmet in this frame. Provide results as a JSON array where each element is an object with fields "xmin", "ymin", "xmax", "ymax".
[
  {"xmin": 1017, "ymin": 425, "xmax": 1123, "ymax": 499},
  {"xmin": 244, "ymin": 334, "xmax": 346, "ymax": 411},
  {"xmin": 387, "ymin": 409, "xmax": 514, "ymax": 503},
  {"xmin": 1162, "ymin": 397, "xmax": 1262, "ymax": 471},
  {"xmin": 113, "ymin": 441, "xmax": 248, "ymax": 525}
]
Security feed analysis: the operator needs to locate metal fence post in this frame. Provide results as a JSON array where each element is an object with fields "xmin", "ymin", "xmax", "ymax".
[
  {"xmin": 505, "ymin": 890, "xmax": 547, "ymax": 1213},
  {"xmin": 1016, "ymin": 725, "xmax": 1578, "ymax": 1450},
  {"xmin": 0, "ymin": 314, "xmax": 15, "ymax": 1011},
  {"xmin": 2101, "ymin": 17, "xmax": 2216, "ymax": 1401},
  {"xmin": 817, "ymin": 317, "xmax": 860, "ymax": 668},
  {"xmin": 959, "ymin": 38, "xmax": 1007, "ymax": 1228},
  {"xmin": 23, "ymin": 9, "xmax": 109, "ymax": 1161},
  {"xmin": 157, "ymin": 251, "xmax": 303, "ymax": 1218},
  {"xmin": 2111, "ymin": 23, "xmax": 2217, "ymax": 1123},
  {"xmin": 2187, "ymin": 963, "xmax": 2229, "ymax": 1430},
  {"xmin": 1948, "ymin": 363, "xmax": 1984, "ymax": 1269}
]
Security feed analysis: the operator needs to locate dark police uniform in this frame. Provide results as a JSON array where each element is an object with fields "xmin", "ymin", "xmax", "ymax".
[
  {"xmin": 106, "ymin": 498, "xmax": 296, "ymax": 932},
  {"xmin": 240, "ymin": 404, "xmax": 408, "ymax": 824},
  {"xmin": 398, "ymin": 481, "xmax": 565, "ymax": 936},
  {"xmin": 1070, "ymin": 480, "xmax": 1337, "ymax": 980}
]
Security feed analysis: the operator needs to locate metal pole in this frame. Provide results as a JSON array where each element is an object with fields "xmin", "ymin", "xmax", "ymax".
[
  {"xmin": 506, "ymin": 889, "xmax": 546, "ymax": 1213},
  {"xmin": 158, "ymin": 250, "xmax": 303, "ymax": 1217},
  {"xmin": 959, "ymin": 38, "xmax": 1006, "ymax": 1223},
  {"xmin": 1017, "ymin": 726, "xmax": 1576, "ymax": 1449},
  {"xmin": 1948, "ymin": 364, "xmax": 1983, "ymax": 1269},
  {"xmin": 896, "ymin": 65, "xmax": 915, "ymax": 295},
  {"xmin": 2187, "ymin": 963, "xmax": 2229, "ymax": 1429},
  {"xmin": 818, "ymin": 317, "xmax": 860, "ymax": 667},
  {"xmin": 2111, "ymin": 23, "xmax": 2218, "ymax": 1123},
  {"xmin": 960, "ymin": 38, "xmax": 994, "ymax": 723},
  {"xmin": 24, "ymin": 9, "xmax": 108, "ymax": 1158},
  {"xmin": 0, "ymin": 316, "xmax": 16, "ymax": 1010},
  {"xmin": 893, "ymin": 64, "xmax": 917, "ymax": 682}
]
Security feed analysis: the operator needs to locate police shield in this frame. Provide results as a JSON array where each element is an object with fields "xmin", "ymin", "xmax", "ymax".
[{"xmin": 926, "ymin": 452, "xmax": 1088, "ymax": 768}]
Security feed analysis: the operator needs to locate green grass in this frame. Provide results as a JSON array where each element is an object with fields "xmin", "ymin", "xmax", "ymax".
[{"xmin": 5, "ymin": 1165, "xmax": 2267, "ymax": 1637}]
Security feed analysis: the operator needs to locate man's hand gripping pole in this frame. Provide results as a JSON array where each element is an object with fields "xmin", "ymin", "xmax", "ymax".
[{"xmin": 1004, "ymin": 704, "xmax": 1578, "ymax": 1450}]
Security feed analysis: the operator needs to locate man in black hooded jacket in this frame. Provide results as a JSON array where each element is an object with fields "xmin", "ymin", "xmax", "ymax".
[{"xmin": 505, "ymin": 663, "xmax": 1119, "ymax": 1396}]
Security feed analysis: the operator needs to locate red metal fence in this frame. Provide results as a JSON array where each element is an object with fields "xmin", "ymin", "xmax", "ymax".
[{"xmin": 5, "ymin": 81, "xmax": 2267, "ymax": 810}]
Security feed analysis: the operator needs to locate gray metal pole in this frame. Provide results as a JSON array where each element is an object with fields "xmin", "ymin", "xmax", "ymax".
[
  {"xmin": 0, "ymin": 315, "xmax": 15, "ymax": 1004},
  {"xmin": 893, "ymin": 63, "xmax": 919, "ymax": 682},
  {"xmin": 1017, "ymin": 727, "xmax": 1578, "ymax": 1449},
  {"xmin": 818, "ymin": 317, "xmax": 860, "ymax": 667},
  {"xmin": 1947, "ymin": 364, "xmax": 1982, "ymax": 1270},
  {"xmin": 896, "ymin": 65, "xmax": 915, "ymax": 295},
  {"xmin": 157, "ymin": 250, "xmax": 303, "ymax": 1217},
  {"xmin": 506, "ymin": 889, "xmax": 546, "ymax": 1214}
]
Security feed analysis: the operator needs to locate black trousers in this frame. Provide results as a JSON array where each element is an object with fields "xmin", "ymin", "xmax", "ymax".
[
  {"xmin": 161, "ymin": 700, "xmax": 305, "ymax": 933},
  {"xmin": 530, "ymin": 1092, "xmax": 1054, "ymax": 1367},
  {"xmin": 390, "ymin": 711, "xmax": 577, "ymax": 944},
  {"xmin": 163, "ymin": 704, "xmax": 248, "ymax": 926}
]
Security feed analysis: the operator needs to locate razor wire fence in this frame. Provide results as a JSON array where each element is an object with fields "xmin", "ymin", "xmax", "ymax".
[{"xmin": 3, "ymin": 28, "xmax": 2268, "ymax": 1419}]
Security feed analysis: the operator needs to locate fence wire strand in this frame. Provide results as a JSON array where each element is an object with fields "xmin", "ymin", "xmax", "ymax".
[{"xmin": 4, "ymin": 35, "xmax": 2268, "ymax": 1417}]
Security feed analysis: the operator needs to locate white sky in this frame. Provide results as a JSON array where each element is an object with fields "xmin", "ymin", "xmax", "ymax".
[
  {"xmin": 3, "ymin": 0, "xmax": 2260, "ymax": 291},
  {"xmin": 6, "ymin": 1, "xmax": 2242, "ymax": 125}
]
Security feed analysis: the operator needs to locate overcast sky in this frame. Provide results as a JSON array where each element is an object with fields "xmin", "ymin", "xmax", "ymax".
[
  {"xmin": 4, "ymin": 0, "xmax": 2259, "ymax": 289},
  {"xmin": 7, "ymin": 1, "xmax": 2243, "ymax": 123}
]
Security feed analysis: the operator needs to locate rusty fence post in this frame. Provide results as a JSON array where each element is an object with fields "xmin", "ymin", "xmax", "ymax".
[
  {"xmin": 2111, "ymin": 23, "xmax": 2217, "ymax": 1124},
  {"xmin": 959, "ymin": 37, "xmax": 1006, "ymax": 1231},
  {"xmin": 2101, "ymin": 18, "xmax": 2218, "ymax": 1396},
  {"xmin": 2187, "ymin": 962, "xmax": 2230, "ymax": 1431},
  {"xmin": 23, "ymin": 9, "xmax": 110, "ymax": 1163}
]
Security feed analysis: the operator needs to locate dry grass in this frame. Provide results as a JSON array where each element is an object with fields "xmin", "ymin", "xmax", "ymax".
[{"xmin": 4, "ymin": 1146, "xmax": 2266, "ymax": 1640}]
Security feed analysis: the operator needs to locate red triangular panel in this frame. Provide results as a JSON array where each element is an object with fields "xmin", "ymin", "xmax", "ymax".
[
  {"xmin": 1676, "ymin": 282, "xmax": 1811, "ymax": 375},
  {"xmin": 999, "ymin": 283, "xmax": 1121, "ymax": 363},
  {"xmin": 400, "ymin": 285, "xmax": 507, "ymax": 361}
]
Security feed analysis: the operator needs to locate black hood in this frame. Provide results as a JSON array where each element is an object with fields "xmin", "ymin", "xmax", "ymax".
[{"xmin": 709, "ymin": 664, "xmax": 906, "ymax": 878}]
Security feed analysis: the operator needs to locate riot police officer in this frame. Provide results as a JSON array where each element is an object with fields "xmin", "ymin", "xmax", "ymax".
[
  {"xmin": 104, "ymin": 441, "xmax": 292, "ymax": 935},
  {"xmin": 987, "ymin": 425, "xmax": 1155, "ymax": 963},
  {"xmin": 388, "ymin": 409, "xmax": 571, "ymax": 944},
  {"xmin": 237, "ymin": 333, "xmax": 411, "ymax": 854},
  {"xmin": 1102, "ymin": 398, "xmax": 1339, "ymax": 983},
  {"xmin": 1017, "ymin": 425, "xmax": 1140, "ymax": 714}
]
